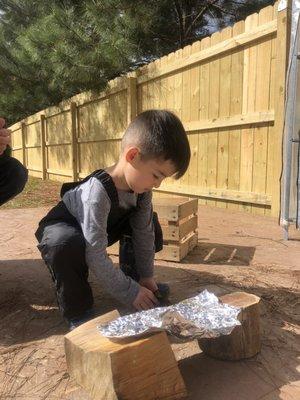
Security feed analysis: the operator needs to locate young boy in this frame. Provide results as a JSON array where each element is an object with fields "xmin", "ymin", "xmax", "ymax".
[{"xmin": 35, "ymin": 110, "xmax": 191, "ymax": 330}]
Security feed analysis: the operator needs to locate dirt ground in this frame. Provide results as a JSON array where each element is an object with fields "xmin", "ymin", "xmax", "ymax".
[{"xmin": 0, "ymin": 204, "xmax": 299, "ymax": 400}]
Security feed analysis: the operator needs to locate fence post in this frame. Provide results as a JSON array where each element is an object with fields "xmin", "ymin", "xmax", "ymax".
[
  {"xmin": 127, "ymin": 76, "xmax": 137, "ymax": 124},
  {"xmin": 271, "ymin": 1, "xmax": 292, "ymax": 218},
  {"xmin": 70, "ymin": 102, "xmax": 78, "ymax": 181},
  {"xmin": 21, "ymin": 122, "xmax": 26, "ymax": 167},
  {"xmin": 40, "ymin": 114, "xmax": 46, "ymax": 180}
]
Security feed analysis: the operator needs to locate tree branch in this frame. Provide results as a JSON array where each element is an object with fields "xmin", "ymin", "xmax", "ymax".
[
  {"xmin": 173, "ymin": 0, "xmax": 184, "ymax": 47},
  {"xmin": 184, "ymin": 4, "xmax": 210, "ymax": 38},
  {"xmin": 210, "ymin": 1, "xmax": 237, "ymax": 17}
]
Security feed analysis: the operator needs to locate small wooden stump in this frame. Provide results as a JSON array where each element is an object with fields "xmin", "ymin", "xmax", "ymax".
[
  {"xmin": 198, "ymin": 292, "xmax": 261, "ymax": 361},
  {"xmin": 65, "ymin": 310, "xmax": 187, "ymax": 400}
]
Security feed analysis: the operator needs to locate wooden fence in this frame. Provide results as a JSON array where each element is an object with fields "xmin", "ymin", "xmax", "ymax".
[{"xmin": 10, "ymin": 1, "xmax": 291, "ymax": 217}]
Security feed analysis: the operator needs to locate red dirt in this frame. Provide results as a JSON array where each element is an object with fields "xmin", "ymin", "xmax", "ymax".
[{"xmin": 0, "ymin": 205, "xmax": 299, "ymax": 400}]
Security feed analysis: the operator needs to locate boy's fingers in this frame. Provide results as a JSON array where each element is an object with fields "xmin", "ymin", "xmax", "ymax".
[
  {"xmin": 136, "ymin": 296, "xmax": 156, "ymax": 310},
  {"xmin": 133, "ymin": 286, "xmax": 160, "ymax": 311},
  {"xmin": 139, "ymin": 302, "xmax": 148, "ymax": 310},
  {"xmin": 144, "ymin": 294, "xmax": 158, "ymax": 308},
  {"xmin": 140, "ymin": 299, "xmax": 153, "ymax": 310},
  {"xmin": 147, "ymin": 291, "xmax": 159, "ymax": 305},
  {"xmin": 0, "ymin": 118, "xmax": 5, "ymax": 129}
]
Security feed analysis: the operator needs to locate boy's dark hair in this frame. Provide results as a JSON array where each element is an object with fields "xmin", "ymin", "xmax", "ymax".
[{"xmin": 122, "ymin": 109, "xmax": 190, "ymax": 179}]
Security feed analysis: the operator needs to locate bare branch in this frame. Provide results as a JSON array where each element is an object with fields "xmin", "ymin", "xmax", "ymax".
[{"xmin": 173, "ymin": 0, "xmax": 184, "ymax": 46}]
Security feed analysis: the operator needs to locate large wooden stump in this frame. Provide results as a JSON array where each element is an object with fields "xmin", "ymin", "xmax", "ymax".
[
  {"xmin": 198, "ymin": 292, "xmax": 261, "ymax": 361},
  {"xmin": 65, "ymin": 310, "xmax": 187, "ymax": 400}
]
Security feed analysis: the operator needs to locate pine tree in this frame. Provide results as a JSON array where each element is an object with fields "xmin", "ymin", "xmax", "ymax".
[{"xmin": 0, "ymin": 0, "xmax": 274, "ymax": 123}]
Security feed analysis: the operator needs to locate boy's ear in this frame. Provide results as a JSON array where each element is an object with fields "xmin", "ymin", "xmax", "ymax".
[{"xmin": 125, "ymin": 147, "xmax": 139, "ymax": 164}]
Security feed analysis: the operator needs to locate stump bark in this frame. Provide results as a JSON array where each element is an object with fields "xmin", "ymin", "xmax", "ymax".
[{"xmin": 198, "ymin": 292, "xmax": 261, "ymax": 361}]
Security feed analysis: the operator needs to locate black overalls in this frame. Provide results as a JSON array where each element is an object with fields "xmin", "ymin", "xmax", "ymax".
[{"xmin": 35, "ymin": 170, "xmax": 163, "ymax": 320}]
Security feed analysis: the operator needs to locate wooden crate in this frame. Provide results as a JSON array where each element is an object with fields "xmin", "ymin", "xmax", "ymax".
[{"xmin": 107, "ymin": 197, "xmax": 198, "ymax": 262}]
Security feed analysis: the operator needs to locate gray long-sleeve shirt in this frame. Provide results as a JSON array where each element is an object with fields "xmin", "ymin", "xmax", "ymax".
[{"xmin": 62, "ymin": 176, "xmax": 155, "ymax": 305}]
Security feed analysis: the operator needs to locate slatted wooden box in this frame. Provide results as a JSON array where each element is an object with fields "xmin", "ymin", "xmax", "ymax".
[{"xmin": 107, "ymin": 197, "xmax": 198, "ymax": 262}]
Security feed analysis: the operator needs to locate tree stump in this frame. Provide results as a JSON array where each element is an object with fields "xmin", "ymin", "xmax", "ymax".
[
  {"xmin": 65, "ymin": 310, "xmax": 187, "ymax": 400},
  {"xmin": 198, "ymin": 292, "xmax": 261, "ymax": 361}
]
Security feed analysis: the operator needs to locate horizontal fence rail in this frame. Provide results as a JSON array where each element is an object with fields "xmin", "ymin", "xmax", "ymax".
[{"xmin": 10, "ymin": 1, "xmax": 291, "ymax": 217}]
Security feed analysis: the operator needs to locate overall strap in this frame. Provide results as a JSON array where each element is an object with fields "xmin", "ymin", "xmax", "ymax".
[
  {"xmin": 60, "ymin": 169, "xmax": 119, "ymax": 208},
  {"xmin": 137, "ymin": 193, "xmax": 146, "ymax": 206},
  {"xmin": 92, "ymin": 170, "xmax": 119, "ymax": 208}
]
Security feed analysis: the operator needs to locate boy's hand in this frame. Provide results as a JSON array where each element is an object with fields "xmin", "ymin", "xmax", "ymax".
[
  {"xmin": 139, "ymin": 277, "xmax": 158, "ymax": 293},
  {"xmin": 0, "ymin": 118, "xmax": 11, "ymax": 155},
  {"xmin": 133, "ymin": 286, "xmax": 159, "ymax": 311}
]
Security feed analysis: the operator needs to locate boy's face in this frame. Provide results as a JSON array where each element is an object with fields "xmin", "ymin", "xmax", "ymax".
[{"xmin": 124, "ymin": 148, "xmax": 176, "ymax": 194}]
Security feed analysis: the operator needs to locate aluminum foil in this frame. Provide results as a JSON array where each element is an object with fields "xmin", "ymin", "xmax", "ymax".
[{"xmin": 98, "ymin": 290, "xmax": 241, "ymax": 341}]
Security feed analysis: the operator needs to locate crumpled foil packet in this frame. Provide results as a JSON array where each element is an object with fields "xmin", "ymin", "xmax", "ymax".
[{"xmin": 98, "ymin": 290, "xmax": 241, "ymax": 341}]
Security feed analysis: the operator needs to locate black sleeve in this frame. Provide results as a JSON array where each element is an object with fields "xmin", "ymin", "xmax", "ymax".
[{"xmin": 0, "ymin": 146, "xmax": 12, "ymax": 166}]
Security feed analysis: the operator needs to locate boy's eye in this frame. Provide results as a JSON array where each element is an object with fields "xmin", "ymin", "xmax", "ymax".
[{"xmin": 153, "ymin": 174, "xmax": 159, "ymax": 179}]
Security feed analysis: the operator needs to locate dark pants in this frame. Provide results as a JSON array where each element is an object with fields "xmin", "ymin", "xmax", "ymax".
[
  {"xmin": 0, "ymin": 156, "xmax": 28, "ymax": 206},
  {"xmin": 35, "ymin": 202, "xmax": 163, "ymax": 320}
]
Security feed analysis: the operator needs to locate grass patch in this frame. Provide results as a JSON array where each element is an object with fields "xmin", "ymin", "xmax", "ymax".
[{"xmin": 2, "ymin": 176, "xmax": 61, "ymax": 209}]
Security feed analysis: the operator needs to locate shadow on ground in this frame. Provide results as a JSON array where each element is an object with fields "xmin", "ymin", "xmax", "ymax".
[
  {"xmin": 184, "ymin": 241, "xmax": 256, "ymax": 266},
  {"xmin": 0, "ymin": 253, "xmax": 299, "ymax": 400}
]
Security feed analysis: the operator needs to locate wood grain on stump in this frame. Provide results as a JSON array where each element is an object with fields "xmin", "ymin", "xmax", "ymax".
[{"xmin": 65, "ymin": 310, "xmax": 187, "ymax": 400}]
